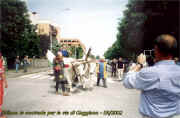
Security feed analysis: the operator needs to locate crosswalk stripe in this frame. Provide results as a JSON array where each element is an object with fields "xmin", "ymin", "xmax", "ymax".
[
  {"xmin": 107, "ymin": 79, "xmax": 114, "ymax": 83},
  {"xmin": 36, "ymin": 76, "xmax": 54, "ymax": 80},
  {"xmin": 15, "ymin": 71, "xmax": 52, "ymax": 80},
  {"xmin": 15, "ymin": 71, "xmax": 116, "ymax": 83},
  {"xmin": 19, "ymin": 73, "xmax": 38, "ymax": 78},
  {"xmin": 29, "ymin": 74, "xmax": 45, "ymax": 79}
]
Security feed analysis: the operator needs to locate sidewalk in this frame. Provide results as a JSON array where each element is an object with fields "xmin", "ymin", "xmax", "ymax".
[{"xmin": 6, "ymin": 66, "xmax": 52, "ymax": 79}]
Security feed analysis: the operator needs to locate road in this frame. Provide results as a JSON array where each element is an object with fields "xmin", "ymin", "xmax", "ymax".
[{"xmin": 3, "ymin": 70, "xmax": 142, "ymax": 118}]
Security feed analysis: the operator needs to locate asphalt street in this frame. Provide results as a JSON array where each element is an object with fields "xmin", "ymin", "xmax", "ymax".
[{"xmin": 3, "ymin": 70, "xmax": 142, "ymax": 118}]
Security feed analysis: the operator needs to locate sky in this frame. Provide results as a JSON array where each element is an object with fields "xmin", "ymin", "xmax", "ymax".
[{"xmin": 26, "ymin": 0, "xmax": 128, "ymax": 57}]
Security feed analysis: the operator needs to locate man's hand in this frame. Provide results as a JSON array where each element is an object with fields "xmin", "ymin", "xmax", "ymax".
[
  {"xmin": 137, "ymin": 53, "xmax": 146, "ymax": 65},
  {"xmin": 130, "ymin": 64, "xmax": 141, "ymax": 72}
]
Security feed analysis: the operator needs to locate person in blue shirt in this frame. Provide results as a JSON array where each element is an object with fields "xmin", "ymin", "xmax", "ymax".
[
  {"xmin": 59, "ymin": 46, "xmax": 69, "ymax": 57},
  {"xmin": 61, "ymin": 49, "xmax": 69, "ymax": 57},
  {"xmin": 123, "ymin": 34, "xmax": 180, "ymax": 118},
  {"xmin": 96, "ymin": 58, "xmax": 107, "ymax": 88}
]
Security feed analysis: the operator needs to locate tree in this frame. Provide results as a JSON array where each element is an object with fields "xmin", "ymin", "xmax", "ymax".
[
  {"xmin": 68, "ymin": 46, "xmax": 84, "ymax": 59},
  {"xmin": 104, "ymin": 0, "xmax": 179, "ymax": 59},
  {"xmin": 0, "ymin": 0, "xmax": 42, "ymax": 67},
  {"xmin": 52, "ymin": 39, "xmax": 61, "ymax": 55},
  {"xmin": 96, "ymin": 55, "xmax": 100, "ymax": 59}
]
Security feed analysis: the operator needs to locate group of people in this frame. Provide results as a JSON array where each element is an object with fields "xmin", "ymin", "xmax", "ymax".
[
  {"xmin": 15, "ymin": 55, "xmax": 32, "ymax": 73},
  {"xmin": 1, "ymin": 34, "xmax": 180, "ymax": 118},
  {"xmin": 111, "ymin": 57, "xmax": 125, "ymax": 79}
]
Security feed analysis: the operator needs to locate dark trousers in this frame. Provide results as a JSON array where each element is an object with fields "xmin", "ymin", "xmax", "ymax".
[
  {"xmin": 97, "ymin": 78, "xmax": 107, "ymax": 87},
  {"xmin": 111, "ymin": 70, "xmax": 116, "ymax": 77},
  {"xmin": 54, "ymin": 71, "xmax": 66, "ymax": 92},
  {"xmin": 24, "ymin": 65, "xmax": 27, "ymax": 72},
  {"xmin": 56, "ymin": 81, "xmax": 66, "ymax": 92}
]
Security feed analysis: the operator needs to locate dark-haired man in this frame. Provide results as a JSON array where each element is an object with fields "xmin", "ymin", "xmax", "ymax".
[
  {"xmin": 117, "ymin": 57, "xmax": 124, "ymax": 80},
  {"xmin": 111, "ymin": 58, "xmax": 117, "ymax": 77},
  {"xmin": 123, "ymin": 34, "xmax": 180, "ymax": 118}
]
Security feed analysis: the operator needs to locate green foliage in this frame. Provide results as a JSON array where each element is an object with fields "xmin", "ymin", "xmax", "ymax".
[
  {"xmin": 68, "ymin": 46, "xmax": 84, "ymax": 59},
  {"xmin": 0, "ymin": 0, "xmax": 42, "ymax": 66},
  {"xmin": 52, "ymin": 39, "xmax": 61, "ymax": 55},
  {"xmin": 96, "ymin": 55, "xmax": 100, "ymax": 59},
  {"xmin": 39, "ymin": 35, "xmax": 50, "ymax": 57},
  {"xmin": 104, "ymin": 0, "xmax": 179, "ymax": 59},
  {"xmin": 89, "ymin": 54, "xmax": 95, "ymax": 59},
  {"xmin": 76, "ymin": 47, "xmax": 84, "ymax": 59}
]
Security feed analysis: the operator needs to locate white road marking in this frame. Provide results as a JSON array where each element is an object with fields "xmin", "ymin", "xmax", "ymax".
[
  {"xmin": 37, "ymin": 76, "xmax": 54, "ymax": 80},
  {"xmin": 15, "ymin": 71, "xmax": 116, "ymax": 84},
  {"xmin": 15, "ymin": 71, "xmax": 53, "ymax": 81},
  {"xmin": 29, "ymin": 74, "xmax": 42, "ymax": 79},
  {"xmin": 107, "ymin": 79, "xmax": 115, "ymax": 83}
]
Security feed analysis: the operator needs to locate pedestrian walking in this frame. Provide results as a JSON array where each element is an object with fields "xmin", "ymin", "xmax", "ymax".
[
  {"xmin": 96, "ymin": 57, "xmax": 107, "ymax": 88},
  {"xmin": 23, "ymin": 56, "xmax": 29, "ymax": 72},
  {"xmin": 15, "ymin": 56, "xmax": 20, "ymax": 73},
  {"xmin": 53, "ymin": 52, "xmax": 69, "ymax": 96},
  {"xmin": 117, "ymin": 57, "xmax": 124, "ymax": 80},
  {"xmin": 111, "ymin": 58, "xmax": 117, "ymax": 77},
  {"xmin": 0, "ymin": 52, "xmax": 8, "ymax": 118},
  {"xmin": 123, "ymin": 34, "xmax": 180, "ymax": 118}
]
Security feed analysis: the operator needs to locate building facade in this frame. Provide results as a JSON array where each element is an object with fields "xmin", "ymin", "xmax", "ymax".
[
  {"xmin": 28, "ymin": 11, "xmax": 86, "ymax": 54},
  {"xmin": 60, "ymin": 38, "xmax": 86, "ymax": 53}
]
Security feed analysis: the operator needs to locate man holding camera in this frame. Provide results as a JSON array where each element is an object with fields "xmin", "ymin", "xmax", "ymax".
[{"xmin": 123, "ymin": 34, "xmax": 180, "ymax": 118}]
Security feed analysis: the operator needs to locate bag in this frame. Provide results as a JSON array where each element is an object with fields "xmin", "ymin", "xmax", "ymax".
[
  {"xmin": 59, "ymin": 74, "xmax": 68, "ymax": 84},
  {"xmin": 59, "ymin": 74, "xmax": 64, "ymax": 79}
]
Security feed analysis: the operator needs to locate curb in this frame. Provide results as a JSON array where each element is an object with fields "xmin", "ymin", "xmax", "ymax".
[{"xmin": 6, "ymin": 67, "xmax": 51, "ymax": 79}]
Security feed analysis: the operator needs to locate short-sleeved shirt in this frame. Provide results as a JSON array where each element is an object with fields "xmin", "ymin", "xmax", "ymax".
[{"xmin": 117, "ymin": 61, "xmax": 124, "ymax": 69}]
